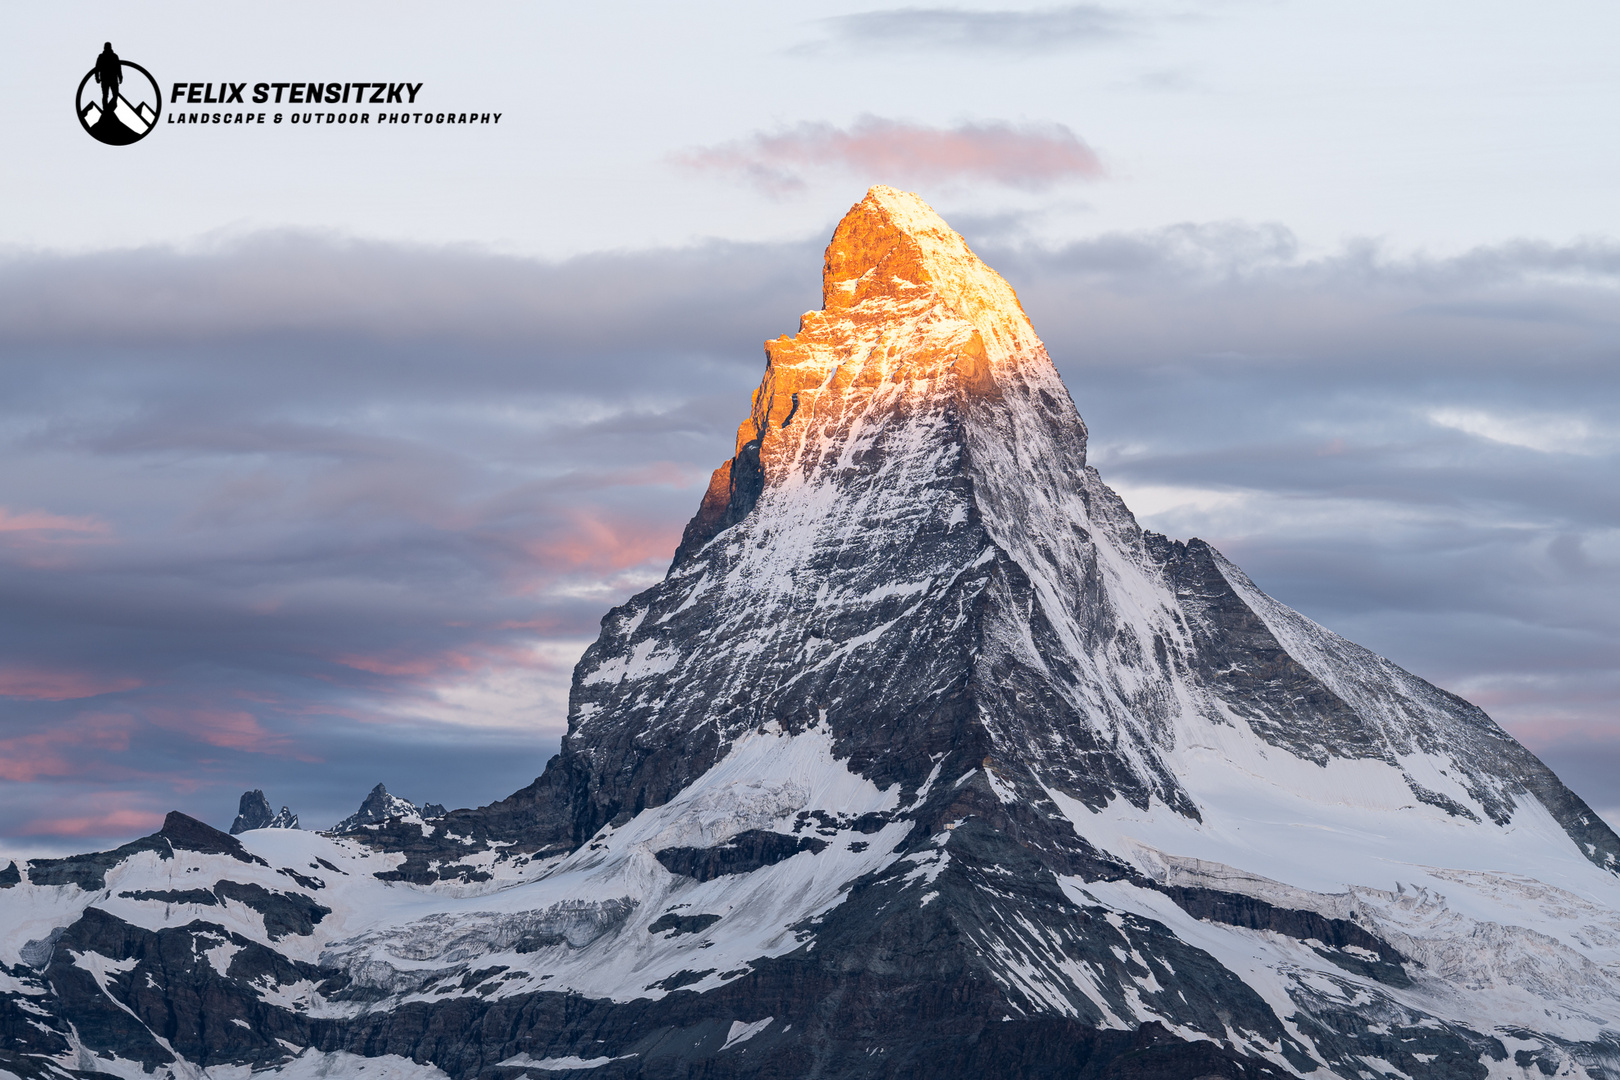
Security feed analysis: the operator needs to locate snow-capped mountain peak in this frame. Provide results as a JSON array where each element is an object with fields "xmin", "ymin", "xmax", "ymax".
[{"xmin": 330, "ymin": 783, "xmax": 424, "ymax": 834}]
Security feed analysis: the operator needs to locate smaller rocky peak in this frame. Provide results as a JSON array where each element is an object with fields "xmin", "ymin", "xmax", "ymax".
[
  {"xmin": 161, "ymin": 811, "xmax": 267, "ymax": 866},
  {"xmin": 331, "ymin": 783, "xmax": 424, "ymax": 834},
  {"xmin": 231, "ymin": 790, "xmax": 273, "ymax": 833},
  {"xmin": 230, "ymin": 789, "xmax": 300, "ymax": 834}
]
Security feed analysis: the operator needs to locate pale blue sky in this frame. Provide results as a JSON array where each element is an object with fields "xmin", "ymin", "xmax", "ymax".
[{"xmin": 8, "ymin": 2, "xmax": 1620, "ymax": 256}]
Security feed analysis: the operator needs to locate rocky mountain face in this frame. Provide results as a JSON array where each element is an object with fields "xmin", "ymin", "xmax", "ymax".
[
  {"xmin": 329, "ymin": 783, "xmax": 439, "ymax": 835},
  {"xmin": 3, "ymin": 187, "xmax": 1618, "ymax": 1080},
  {"xmin": 229, "ymin": 791, "xmax": 299, "ymax": 835}
]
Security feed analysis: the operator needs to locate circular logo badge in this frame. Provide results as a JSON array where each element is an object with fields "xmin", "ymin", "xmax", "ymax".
[{"xmin": 76, "ymin": 43, "xmax": 161, "ymax": 146}]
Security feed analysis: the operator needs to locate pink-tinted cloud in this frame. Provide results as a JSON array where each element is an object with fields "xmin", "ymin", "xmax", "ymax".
[
  {"xmin": 675, "ymin": 116, "xmax": 1104, "ymax": 195},
  {"xmin": 494, "ymin": 616, "xmax": 576, "ymax": 634},
  {"xmin": 334, "ymin": 632, "xmax": 568, "ymax": 685},
  {"xmin": 0, "ymin": 666, "xmax": 144, "ymax": 701},
  {"xmin": 523, "ymin": 510, "xmax": 683, "ymax": 577},
  {"xmin": 0, "ymin": 506, "xmax": 108, "ymax": 534},
  {"xmin": 0, "ymin": 714, "xmax": 135, "ymax": 782},
  {"xmin": 20, "ymin": 806, "xmax": 165, "ymax": 838},
  {"xmin": 1495, "ymin": 714, "xmax": 1620, "ymax": 748},
  {"xmin": 0, "ymin": 506, "xmax": 114, "ymax": 570},
  {"xmin": 145, "ymin": 706, "xmax": 312, "ymax": 759},
  {"xmin": 530, "ymin": 462, "xmax": 705, "ymax": 494},
  {"xmin": 336, "ymin": 650, "xmax": 482, "ymax": 678}
]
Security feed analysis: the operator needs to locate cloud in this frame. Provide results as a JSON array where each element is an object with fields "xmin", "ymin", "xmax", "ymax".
[
  {"xmin": 20, "ymin": 806, "xmax": 165, "ymax": 839},
  {"xmin": 0, "ymin": 666, "xmax": 143, "ymax": 701},
  {"xmin": 0, "ymin": 714, "xmax": 135, "ymax": 782},
  {"xmin": 1427, "ymin": 407, "xmax": 1614, "ymax": 456},
  {"xmin": 674, "ymin": 116, "xmax": 1104, "ymax": 196},
  {"xmin": 521, "ymin": 509, "xmax": 687, "ymax": 578},
  {"xmin": 379, "ymin": 638, "xmax": 592, "ymax": 734},
  {"xmin": 146, "ymin": 707, "xmax": 310, "ymax": 758},
  {"xmin": 804, "ymin": 5, "xmax": 1132, "ymax": 55},
  {"xmin": 0, "ymin": 507, "xmax": 108, "ymax": 534},
  {"xmin": 0, "ymin": 230, "xmax": 822, "ymax": 351},
  {"xmin": 0, "ymin": 506, "xmax": 113, "ymax": 568}
]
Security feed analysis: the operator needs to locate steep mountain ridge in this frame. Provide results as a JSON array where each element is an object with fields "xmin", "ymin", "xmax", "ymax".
[
  {"xmin": 494, "ymin": 185, "xmax": 1616, "ymax": 876},
  {"xmin": 2, "ymin": 187, "xmax": 1616, "ymax": 1080}
]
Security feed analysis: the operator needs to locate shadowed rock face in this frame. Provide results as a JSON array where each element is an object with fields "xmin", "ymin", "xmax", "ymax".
[
  {"xmin": 3, "ymin": 188, "xmax": 1618, "ymax": 1080},
  {"xmin": 232, "ymin": 790, "xmax": 276, "ymax": 834},
  {"xmin": 230, "ymin": 790, "xmax": 300, "ymax": 835}
]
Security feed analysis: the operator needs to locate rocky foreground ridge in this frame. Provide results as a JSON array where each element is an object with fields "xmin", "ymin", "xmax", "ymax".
[{"xmin": 3, "ymin": 188, "xmax": 1618, "ymax": 1080}]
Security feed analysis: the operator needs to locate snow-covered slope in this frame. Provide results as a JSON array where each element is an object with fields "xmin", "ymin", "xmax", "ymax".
[{"xmin": 3, "ymin": 187, "xmax": 1616, "ymax": 1080}]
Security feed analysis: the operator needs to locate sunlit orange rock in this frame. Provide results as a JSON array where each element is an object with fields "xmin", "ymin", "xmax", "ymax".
[{"xmin": 676, "ymin": 186, "xmax": 1059, "ymax": 564}]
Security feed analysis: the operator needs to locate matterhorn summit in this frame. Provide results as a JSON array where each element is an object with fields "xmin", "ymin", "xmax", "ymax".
[{"xmin": 2, "ymin": 187, "xmax": 1617, "ymax": 1079}]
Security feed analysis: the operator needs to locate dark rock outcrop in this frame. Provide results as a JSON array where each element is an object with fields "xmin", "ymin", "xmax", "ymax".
[
  {"xmin": 119, "ymin": 888, "xmax": 220, "ymax": 906},
  {"xmin": 230, "ymin": 789, "xmax": 299, "ymax": 834},
  {"xmin": 159, "ymin": 811, "xmax": 268, "ymax": 866},
  {"xmin": 231, "ymin": 790, "xmax": 274, "ymax": 834},
  {"xmin": 648, "ymin": 912, "xmax": 723, "ymax": 937},
  {"xmin": 654, "ymin": 832, "xmax": 829, "ymax": 882},
  {"xmin": 211, "ymin": 880, "xmax": 330, "ymax": 940}
]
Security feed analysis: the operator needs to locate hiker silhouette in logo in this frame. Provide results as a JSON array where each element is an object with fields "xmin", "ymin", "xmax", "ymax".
[
  {"xmin": 94, "ymin": 42, "xmax": 121, "ymax": 114},
  {"xmin": 77, "ymin": 40, "xmax": 157, "ymax": 145}
]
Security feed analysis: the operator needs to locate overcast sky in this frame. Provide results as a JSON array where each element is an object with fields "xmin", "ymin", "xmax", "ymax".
[{"xmin": 3, "ymin": 2, "xmax": 1618, "ymax": 852}]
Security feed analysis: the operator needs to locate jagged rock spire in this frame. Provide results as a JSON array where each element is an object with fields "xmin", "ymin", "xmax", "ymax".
[{"xmin": 229, "ymin": 789, "xmax": 299, "ymax": 834}]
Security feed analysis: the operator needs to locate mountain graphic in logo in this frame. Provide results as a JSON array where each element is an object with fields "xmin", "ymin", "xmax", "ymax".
[{"xmin": 76, "ymin": 42, "xmax": 161, "ymax": 145}]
